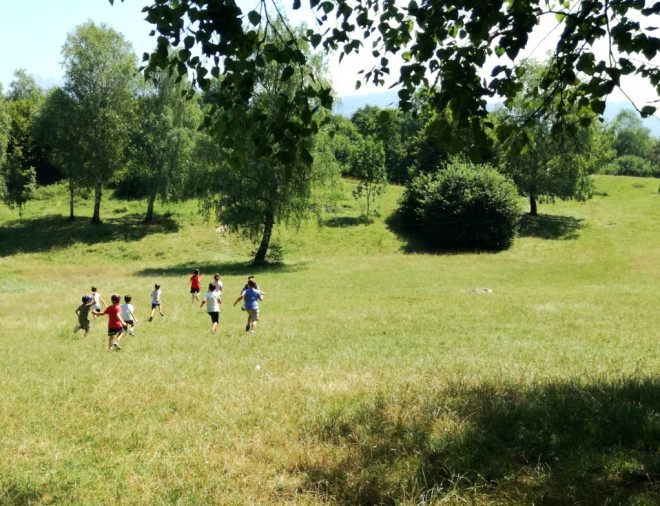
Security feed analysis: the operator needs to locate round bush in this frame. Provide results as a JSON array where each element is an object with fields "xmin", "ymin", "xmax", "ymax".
[{"xmin": 399, "ymin": 160, "xmax": 522, "ymax": 251}]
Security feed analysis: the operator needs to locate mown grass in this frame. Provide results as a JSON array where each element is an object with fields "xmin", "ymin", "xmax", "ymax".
[{"xmin": 0, "ymin": 177, "xmax": 659, "ymax": 504}]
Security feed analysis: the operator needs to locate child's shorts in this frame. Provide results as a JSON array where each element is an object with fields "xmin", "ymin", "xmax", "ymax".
[
  {"xmin": 208, "ymin": 311, "xmax": 219, "ymax": 323},
  {"xmin": 108, "ymin": 327, "xmax": 123, "ymax": 337},
  {"xmin": 190, "ymin": 288, "xmax": 200, "ymax": 294},
  {"xmin": 246, "ymin": 309, "xmax": 259, "ymax": 321},
  {"xmin": 151, "ymin": 303, "xmax": 160, "ymax": 309},
  {"xmin": 123, "ymin": 320, "xmax": 134, "ymax": 329},
  {"xmin": 79, "ymin": 321, "xmax": 91, "ymax": 331}
]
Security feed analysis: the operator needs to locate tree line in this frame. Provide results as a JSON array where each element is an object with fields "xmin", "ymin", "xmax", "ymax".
[{"xmin": 0, "ymin": 19, "xmax": 658, "ymax": 261}]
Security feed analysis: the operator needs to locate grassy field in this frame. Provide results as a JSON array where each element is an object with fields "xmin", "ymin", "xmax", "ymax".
[{"xmin": 0, "ymin": 176, "xmax": 659, "ymax": 505}]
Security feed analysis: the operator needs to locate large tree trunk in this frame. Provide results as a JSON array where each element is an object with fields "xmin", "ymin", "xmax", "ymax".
[
  {"xmin": 145, "ymin": 193, "xmax": 156, "ymax": 223},
  {"xmin": 68, "ymin": 180, "xmax": 75, "ymax": 221},
  {"xmin": 253, "ymin": 211, "xmax": 274, "ymax": 264},
  {"xmin": 92, "ymin": 180, "xmax": 103, "ymax": 223},
  {"xmin": 529, "ymin": 195, "xmax": 538, "ymax": 216}
]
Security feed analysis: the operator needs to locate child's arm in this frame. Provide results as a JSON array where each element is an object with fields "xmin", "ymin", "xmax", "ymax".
[
  {"xmin": 130, "ymin": 310, "xmax": 138, "ymax": 323},
  {"xmin": 200, "ymin": 299, "xmax": 207, "ymax": 309},
  {"xmin": 233, "ymin": 293, "xmax": 245, "ymax": 307},
  {"xmin": 75, "ymin": 308, "xmax": 81, "ymax": 316}
]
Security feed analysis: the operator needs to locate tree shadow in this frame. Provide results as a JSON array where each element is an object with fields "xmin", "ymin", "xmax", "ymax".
[
  {"xmin": 384, "ymin": 212, "xmax": 504, "ymax": 255},
  {"xmin": 0, "ymin": 214, "xmax": 179, "ymax": 257},
  {"xmin": 136, "ymin": 260, "xmax": 308, "ymax": 278},
  {"xmin": 297, "ymin": 378, "xmax": 660, "ymax": 505},
  {"xmin": 324, "ymin": 216, "xmax": 372, "ymax": 228},
  {"xmin": 518, "ymin": 214, "xmax": 583, "ymax": 240}
]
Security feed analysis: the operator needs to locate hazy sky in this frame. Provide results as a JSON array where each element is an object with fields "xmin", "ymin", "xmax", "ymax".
[{"xmin": 0, "ymin": 0, "xmax": 657, "ymax": 106}]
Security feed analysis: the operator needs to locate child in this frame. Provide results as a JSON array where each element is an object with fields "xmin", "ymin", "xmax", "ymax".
[
  {"xmin": 74, "ymin": 295, "xmax": 93, "ymax": 338},
  {"xmin": 237, "ymin": 275, "xmax": 265, "ymax": 314},
  {"xmin": 211, "ymin": 273, "xmax": 223, "ymax": 294},
  {"xmin": 149, "ymin": 283, "xmax": 164, "ymax": 321},
  {"xmin": 93, "ymin": 293, "xmax": 127, "ymax": 351},
  {"xmin": 233, "ymin": 278, "xmax": 264, "ymax": 334},
  {"xmin": 120, "ymin": 294, "xmax": 138, "ymax": 336},
  {"xmin": 90, "ymin": 286, "xmax": 107, "ymax": 318},
  {"xmin": 200, "ymin": 282, "xmax": 222, "ymax": 334},
  {"xmin": 190, "ymin": 269, "xmax": 201, "ymax": 304}
]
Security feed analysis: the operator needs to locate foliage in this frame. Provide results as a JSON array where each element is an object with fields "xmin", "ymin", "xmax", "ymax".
[
  {"xmin": 114, "ymin": 0, "xmax": 660, "ymax": 154},
  {"xmin": 398, "ymin": 158, "xmax": 522, "ymax": 251},
  {"xmin": 494, "ymin": 61, "xmax": 616, "ymax": 215},
  {"xmin": 0, "ymin": 158, "xmax": 36, "ymax": 217},
  {"xmin": 123, "ymin": 71, "xmax": 203, "ymax": 221},
  {"xmin": 350, "ymin": 135, "xmax": 387, "ymax": 217},
  {"xmin": 0, "ymin": 88, "xmax": 10, "ymax": 172},
  {"xmin": 602, "ymin": 154, "xmax": 660, "ymax": 178},
  {"xmin": 32, "ymin": 88, "xmax": 87, "ymax": 219},
  {"xmin": 350, "ymin": 106, "xmax": 420, "ymax": 183},
  {"xmin": 61, "ymin": 21, "xmax": 138, "ymax": 223},
  {"xmin": 611, "ymin": 109, "xmax": 655, "ymax": 159},
  {"xmin": 201, "ymin": 22, "xmax": 337, "ymax": 263}
]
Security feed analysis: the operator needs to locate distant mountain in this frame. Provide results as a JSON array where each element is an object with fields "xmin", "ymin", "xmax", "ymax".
[{"xmin": 335, "ymin": 92, "xmax": 660, "ymax": 138}]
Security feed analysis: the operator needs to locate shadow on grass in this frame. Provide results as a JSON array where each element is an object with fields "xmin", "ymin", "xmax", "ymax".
[
  {"xmin": 0, "ymin": 214, "xmax": 179, "ymax": 257},
  {"xmin": 136, "ymin": 260, "xmax": 308, "ymax": 278},
  {"xmin": 298, "ymin": 378, "xmax": 660, "ymax": 505},
  {"xmin": 384, "ymin": 212, "xmax": 506, "ymax": 255},
  {"xmin": 324, "ymin": 216, "xmax": 372, "ymax": 228},
  {"xmin": 518, "ymin": 214, "xmax": 583, "ymax": 240}
]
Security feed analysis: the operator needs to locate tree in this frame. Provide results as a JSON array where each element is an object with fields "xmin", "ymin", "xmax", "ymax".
[
  {"xmin": 33, "ymin": 88, "xmax": 87, "ymax": 220},
  {"xmin": 0, "ymin": 87, "xmax": 11, "ymax": 179},
  {"xmin": 127, "ymin": 71, "xmax": 202, "ymax": 222},
  {"xmin": 202, "ymin": 22, "xmax": 337, "ymax": 264},
  {"xmin": 350, "ymin": 106, "xmax": 420, "ymax": 184},
  {"xmin": 112, "ymin": 0, "xmax": 660, "ymax": 152},
  {"xmin": 611, "ymin": 109, "xmax": 654, "ymax": 159},
  {"xmin": 1, "ymin": 71, "xmax": 45, "ymax": 214},
  {"xmin": 494, "ymin": 62, "xmax": 615, "ymax": 215},
  {"xmin": 61, "ymin": 21, "xmax": 138, "ymax": 223},
  {"xmin": 350, "ymin": 135, "xmax": 387, "ymax": 217}
]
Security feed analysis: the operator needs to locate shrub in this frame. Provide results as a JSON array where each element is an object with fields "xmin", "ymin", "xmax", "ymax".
[
  {"xmin": 611, "ymin": 155, "xmax": 659, "ymax": 178},
  {"xmin": 398, "ymin": 159, "xmax": 522, "ymax": 251}
]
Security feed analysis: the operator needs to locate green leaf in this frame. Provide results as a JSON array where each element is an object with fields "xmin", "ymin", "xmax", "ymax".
[
  {"xmin": 247, "ymin": 11, "xmax": 261, "ymax": 26},
  {"xmin": 640, "ymin": 105, "xmax": 656, "ymax": 117},
  {"xmin": 281, "ymin": 66, "xmax": 295, "ymax": 82}
]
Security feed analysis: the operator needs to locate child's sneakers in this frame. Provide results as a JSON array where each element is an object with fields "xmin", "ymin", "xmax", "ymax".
[
  {"xmin": 129, "ymin": 329, "xmax": 135, "ymax": 336},
  {"xmin": 113, "ymin": 341, "xmax": 121, "ymax": 350}
]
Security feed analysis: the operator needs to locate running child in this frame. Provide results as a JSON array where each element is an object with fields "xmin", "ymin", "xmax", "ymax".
[
  {"xmin": 120, "ymin": 294, "xmax": 138, "ymax": 336},
  {"xmin": 90, "ymin": 286, "xmax": 107, "ymax": 318},
  {"xmin": 211, "ymin": 273, "xmax": 223, "ymax": 294},
  {"xmin": 190, "ymin": 269, "xmax": 201, "ymax": 304},
  {"xmin": 74, "ymin": 295, "xmax": 93, "ymax": 338},
  {"xmin": 233, "ymin": 278, "xmax": 264, "ymax": 334},
  {"xmin": 93, "ymin": 293, "xmax": 127, "ymax": 351},
  {"xmin": 149, "ymin": 283, "xmax": 164, "ymax": 321},
  {"xmin": 200, "ymin": 282, "xmax": 222, "ymax": 334}
]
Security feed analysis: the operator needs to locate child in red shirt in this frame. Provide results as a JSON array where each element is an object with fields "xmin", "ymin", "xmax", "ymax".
[
  {"xmin": 190, "ymin": 269, "xmax": 201, "ymax": 304},
  {"xmin": 93, "ymin": 293, "xmax": 127, "ymax": 351}
]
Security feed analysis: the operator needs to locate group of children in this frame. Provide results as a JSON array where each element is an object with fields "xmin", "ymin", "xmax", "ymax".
[
  {"xmin": 193, "ymin": 270, "xmax": 265, "ymax": 335},
  {"xmin": 74, "ymin": 273, "xmax": 265, "ymax": 351},
  {"xmin": 74, "ymin": 287, "xmax": 141, "ymax": 351}
]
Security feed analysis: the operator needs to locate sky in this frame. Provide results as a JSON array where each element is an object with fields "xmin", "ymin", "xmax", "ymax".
[
  {"xmin": 0, "ymin": 0, "xmax": 658, "ymax": 107},
  {"xmin": 0, "ymin": 0, "xmax": 387, "ymax": 97}
]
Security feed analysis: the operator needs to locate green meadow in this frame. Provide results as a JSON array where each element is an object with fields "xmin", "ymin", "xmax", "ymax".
[{"xmin": 0, "ymin": 176, "xmax": 659, "ymax": 505}]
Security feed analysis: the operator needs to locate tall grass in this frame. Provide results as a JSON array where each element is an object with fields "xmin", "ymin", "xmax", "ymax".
[{"xmin": 0, "ymin": 177, "xmax": 659, "ymax": 504}]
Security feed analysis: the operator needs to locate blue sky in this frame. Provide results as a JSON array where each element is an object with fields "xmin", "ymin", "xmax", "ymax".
[
  {"xmin": 0, "ymin": 0, "xmax": 375, "ymax": 97},
  {"xmin": 0, "ymin": 0, "xmax": 155, "ymax": 91}
]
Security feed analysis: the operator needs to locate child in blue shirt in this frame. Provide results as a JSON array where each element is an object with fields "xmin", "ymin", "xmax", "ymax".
[{"xmin": 234, "ymin": 278, "xmax": 264, "ymax": 334}]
